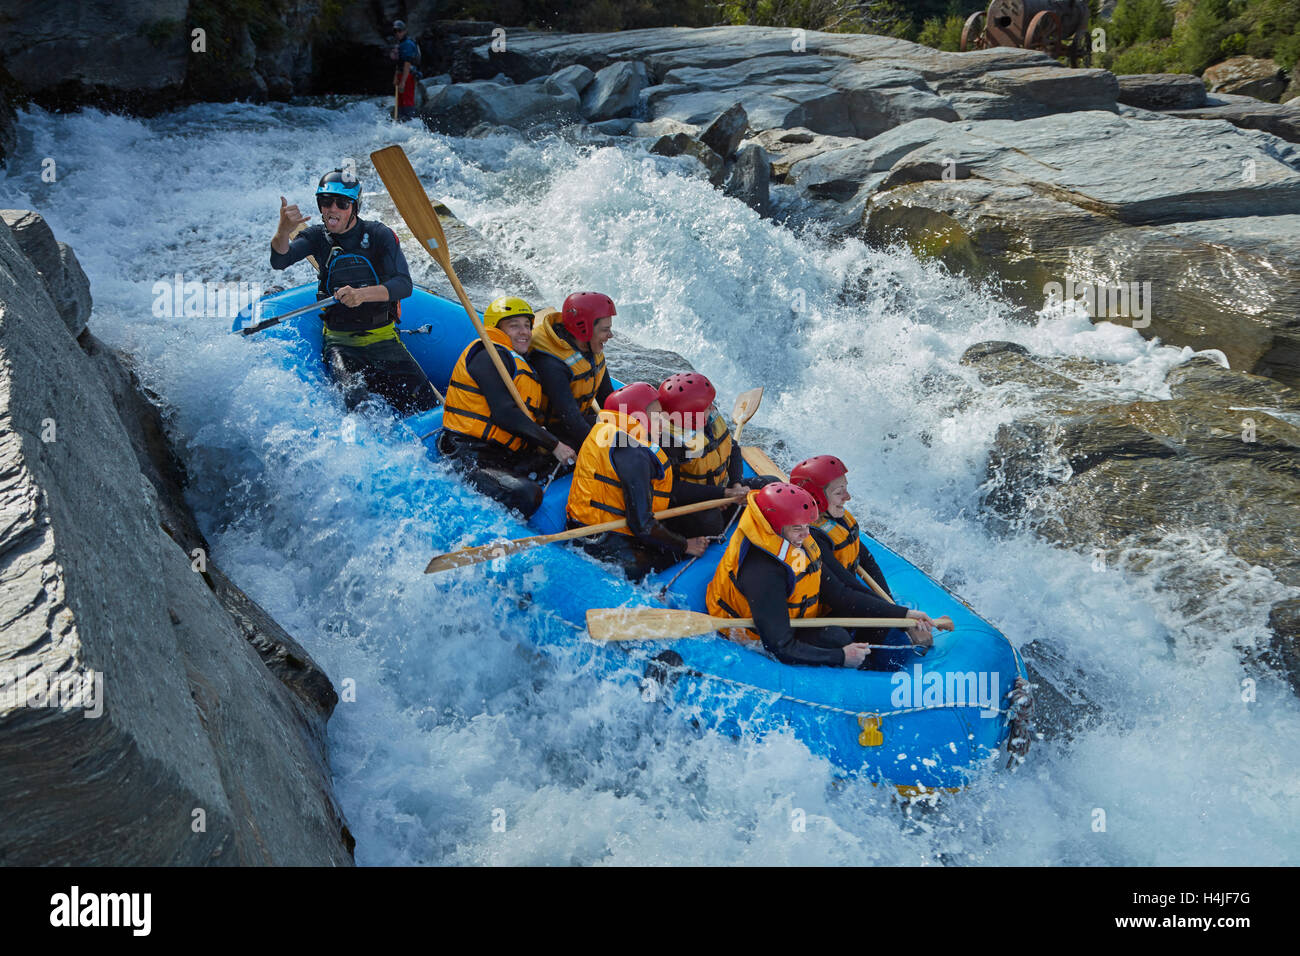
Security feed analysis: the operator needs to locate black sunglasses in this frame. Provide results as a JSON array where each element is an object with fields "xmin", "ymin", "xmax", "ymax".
[{"xmin": 317, "ymin": 196, "xmax": 354, "ymax": 210}]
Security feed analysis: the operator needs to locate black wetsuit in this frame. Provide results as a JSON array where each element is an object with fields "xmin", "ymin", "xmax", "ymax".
[
  {"xmin": 573, "ymin": 444, "xmax": 728, "ymax": 582},
  {"xmin": 530, "ymin": 343, "xmax": 614, "ymax": 449},
  {"xmin": 438, "ymin": 346, "xmax": 563, "ymax": 517},
  {"xmin": 735, "ymin": 548, "xmax": 915, "ymax": 668},
  {"xmin": 270, "ymin": 218, "xmax": 439, "ymax": 415},
  {"xmin": 807, "ymin": 525, "xmax": 892, "ymax": 599}
]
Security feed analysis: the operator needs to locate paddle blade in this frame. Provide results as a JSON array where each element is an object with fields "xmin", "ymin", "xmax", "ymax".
[
  {"xmin": 370, "ymin": 145, "xmax": 452, "ymax": 272},
  {"xmin": 740, "ymin": 445, "xmax": 788, "ymax": 481},
  {"xmin": 425, "ymin": 536, "xmax": 542, "ymax": 574},
  {"xmin": 586, "ymin": 607, "xmax": 724, "ymax": 643},
  {"xmin": 731, "ymin": 387, "xmax": 763, "ymax": 428}
]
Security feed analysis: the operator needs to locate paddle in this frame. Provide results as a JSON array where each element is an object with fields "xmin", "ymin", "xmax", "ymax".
[
  {"xmin": 240, "ymin": 296, "xmax": 337, "ymax": 336},
  {"xmin": 739, "ymin": 445, "xmax": 895, "ymax": 603},
  {"xmin": 654, "ymin": 386, "xmax": 765, "ymax": 599},
  {"xmin": 370, "ymin": 145, "xmax": 532, "ymax": 417},
  {"xmin": 393, "ymin": 84, "xmax": 400, "ymax": 121},
  {"xmin": 425, "ymin": 496, "xmax": 735, "ymax": 574},
  {"xmin": 586, "ymin": 607, "xmax": 953, "ymax": 643}
]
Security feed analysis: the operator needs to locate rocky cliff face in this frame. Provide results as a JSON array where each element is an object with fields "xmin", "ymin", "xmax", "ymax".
[{"xmin": 0, "ymin": 210, "xmax": 353, "ymax": 865}]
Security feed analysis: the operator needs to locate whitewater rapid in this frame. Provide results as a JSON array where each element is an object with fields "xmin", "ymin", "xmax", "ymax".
[{"xmin": 4, "ymin": 98, "xmax": 1297, "ymax": 865}]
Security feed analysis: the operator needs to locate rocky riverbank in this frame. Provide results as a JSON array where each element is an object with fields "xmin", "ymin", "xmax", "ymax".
[
  {"xmin": 415, "ymin": 24, "xmax": 1300, "ymax": 693},
  {"xmin": 0, "ymin": 210, "xmax": 354, "ymax": 865}
]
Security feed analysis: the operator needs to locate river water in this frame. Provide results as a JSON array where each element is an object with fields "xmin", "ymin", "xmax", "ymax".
[{"xmin": 4, "ymin": 99, "xmax": 1297, "ymax": 865}]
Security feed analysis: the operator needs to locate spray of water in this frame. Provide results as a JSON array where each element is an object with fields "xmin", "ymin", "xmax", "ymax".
[{"xmin": 4, "ymin": 99, "xmax": 1297, "ymax": 864}]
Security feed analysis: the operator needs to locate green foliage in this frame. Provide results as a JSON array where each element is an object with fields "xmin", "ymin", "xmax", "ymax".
[
  {"xmin": 1109, "ymin": 0, "xmax": 1174, "ymax": 46},
  {"xmin": 916, "ymin": 13, "xmax": 965, "ymax": 52}
]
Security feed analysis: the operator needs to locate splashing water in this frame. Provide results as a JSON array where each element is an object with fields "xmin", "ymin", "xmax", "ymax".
[{"xmin": 4, "ymin": 99, "xmax": 1297, "ymax": 865}]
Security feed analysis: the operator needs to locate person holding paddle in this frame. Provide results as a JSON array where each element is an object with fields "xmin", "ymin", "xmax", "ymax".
[
  {"xmin": 529, "ymin": 292, "xmax": 615, "ymax": 449},
  {"xmin": 706, "ymin": 483, "xmax": 940, "ymax": 668},
  {"xmin": 567, "ymin": 382, "xmax": 744, "ymax": 581},
  {"xmin": 439, "ymin": 296, "xmax": 577, "ymax": 517},
  {"xmin": 270, "ymin": 169, "xmax": 440, "ymax": 414},
  {"xmin": 392, "ymin": 20, "xmax": 420, "ymax": 121},
  {"xmin": 791, "ymin": 455, "xmax": 893, "ymax": 599}
]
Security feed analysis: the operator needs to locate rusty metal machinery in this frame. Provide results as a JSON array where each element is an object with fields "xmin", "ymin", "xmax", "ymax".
[{"xmin": 961, "ymin": 0, "xmax": 1092, "ymax": 67}]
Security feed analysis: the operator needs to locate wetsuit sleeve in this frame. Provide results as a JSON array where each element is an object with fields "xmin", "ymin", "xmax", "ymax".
[
  {"xmin": 532, "ymin": 353, "xmax": 597, "ymax": 445},
  {"xmin": 468, "ymin": 348, "xmax": 560, "ymax": 452},
  {"xmin": 610, "ymin": 446, "xmax": 687, "ymax": 552},
  {"xmin": 375, "ymin": 225, "xmax": 413, "ymax": 302},
  {"xmin": 736, "ymin": 551, "xmax": 845, "ymax": 666},
  {"xmin": 820, "ymin": 559, "xmax": 910, "ymax": 619},
  {"xmin": 594, "ymin": 367, "xmax": 614, "ymax": 409},
  {"xmin": 808, "ymin": 527, "xmax": 869, "ymax": 594},
  {"xmin": 270, "ymin": 226, "xmax": 324, "ymax": 270},
  {"xmin": 669, "ymin": 477, "xmax": 727, "ymax": 506},
  {"xmin": 726, "ymin": 440, "xmax": 744, "ymax": 486},
  {"xmin": 856, "ymin": 546, "xmax": 892, "ymax": 598}
]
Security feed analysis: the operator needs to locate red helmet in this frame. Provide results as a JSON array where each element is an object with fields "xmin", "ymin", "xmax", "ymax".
[
  {"xmin": 789, "ymin": 455, "xmax": 848, "ymax": 513},
  {"xmin": 657, "ymin": 372, "xmax": 716, "ymax": 416},
  {"xmin": 753, "ymin": 482, "xmax": 818, "ymax": 532},
  {"xmin": 604, "ymin": 382, "xmax": 658, "ymax": 417},
  {"xmin": 562, "ymin": 291, "xmax": 616, "ymax": 344}
]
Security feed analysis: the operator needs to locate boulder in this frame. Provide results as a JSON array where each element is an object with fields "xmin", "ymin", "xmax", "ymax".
[
  {"xmin": 581, "ymin": 60, "xmax": 650, "ymax": 121},
  {"xmin": 629, "ymin": 117, "xmax": 700, "ymax": 139},
  {"xmin": 1165, "ymin": 97, "xmax": 1300, "ymax": 143},
  {"xmin": 421, "ymin": 81, "xmax": 581, "ymax": 134},
  {"xmin": 940, "ymin": 67, "xmax": 1119, "ymax": 120},
  {"xmin": 723, "ymin": 144, "xmax": 771, "ymax": 215},
  {"xmin": 544, "ymin": 64, "xmax": 595, "ymax": 97},
  {"xmin": 700, "ymin": 102, "xmax": 750, "ymax": 159},
  {"xmin": 1116, "ymin": 73, "xmax": 1208, "ymax": 111},
  {"xmin": 0, "ymin": 216, "xmax": 353, "ymax": 864},
  {"xmin": 746, "ymin": 127, "xmax": 864, "ymax": 182},
  {"xmin": 1203, "ymin": 56, "xmax": 1288, "ymax": 102},
  {"xmin": 0, "ymin": 210, "xmax": 91, "ymax": 339},
  {"xmin": 650, "ymin": 133, "xmax": 725, "ymax": 182}
]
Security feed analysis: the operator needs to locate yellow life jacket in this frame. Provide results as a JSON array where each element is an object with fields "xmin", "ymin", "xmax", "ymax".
[
  {"xmin": 675, "ymin": 411, "xmax": 733, "ymax": 487},
  {"xmin": 706, "ymin": 492, "xmax": 823, "ymax": 642},
  {"xmin": 441, "ymin": 327, "xmax": 543, "ymax": 452},
  {"xmin": 529, "ymin": 311, "xmax": 607, "ymax": 421},
  {"xmin": 814, "ymin": 508, "xmax": 861, "ymax": 572},
  {"xmin": 567, "ymin": 409, "xmax": 672, "ymax": 535}
]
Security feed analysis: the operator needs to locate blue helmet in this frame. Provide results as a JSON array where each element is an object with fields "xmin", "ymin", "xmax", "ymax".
[{"xmin": 316, "ymin": 169, "xmax": 361, "ymax": 208}]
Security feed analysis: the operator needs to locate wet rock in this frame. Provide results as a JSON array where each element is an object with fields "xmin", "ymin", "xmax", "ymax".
[
  {"xmin": 701, "ymin": 102, "xmax": 750, "ymax": 159},
  {"xmin": 650, "ymin": 133, "xmax": 725, "ymax": 182},
  {"xmin": 1203, "ymin": 56, "xmax": 1288, "ymax": 102},
  {"xmin": 746, "ymin": 127, "xmax": 862, "ymax": 182},
  {"xmin": 0, "ymin": 214, "xmax": 352, "ymax": 864},
  {"xmin": 723, "ymin": 144, "xmax": 771, "ymax": 216},
  {"xmin": 421, "ymin": 80, "xmax": 581, "ymax": 134},
  {"xmin": 0, "ymin": 210, "xmax": 91, "ymax": 339},
  {"xmin": 544, "ymin": 64, "xmax": 595, "ymax": 97},
  {"xmin": 582, "ymin": 60, "xmax": 650, "ymax": 122},
  {"xmin": 1116, "ymin": 73, "xmax": 1207, "ymax": 111}
]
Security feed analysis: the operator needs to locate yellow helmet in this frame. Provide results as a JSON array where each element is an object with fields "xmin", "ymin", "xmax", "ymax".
[{"xmin": 484, "ymin": 295, "xmax": 534, "ymax": 329}]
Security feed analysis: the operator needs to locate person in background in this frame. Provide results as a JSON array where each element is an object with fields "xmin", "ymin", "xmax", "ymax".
[
  {"xmin": 392, "ymin": 20, "xmax": 420, "ymax": 121},
  {"xmin": 270, "ymin": 169, "xmax": 440, "ymax": 414},
  {"xmin": 439, "ymin": 296, "xmax": 576, "ymax": 517},
  {"xmin": 529, "ymin": 292, "xmax": 615, "ymax": 449}
]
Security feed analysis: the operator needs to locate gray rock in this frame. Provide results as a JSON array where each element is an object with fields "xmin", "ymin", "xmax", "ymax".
[
  {"xmin": 701, "ymin": 102, "xmax": 750, "ymax": 159},
  {"xmin": 650, "ymin": 133, "xmax": 725, "ymax": 182},
  {"xmin": 581, "ymin": 60, "xmax": 650, "ymax": 121},
  {"xmin": 629, "ymin": 117, "xmax": 700, "ymax": 139},
  {"xmin": 1116, "ymin": 73, "xmax": 1208, "ymax": 111},
  {"xmin": 0, "ymin": 217, "xmax": 352, "ymax": 864},
  {"xmin": 1203, "ymin": 56, "xmax": 1287, "ymax": 102},
  {"xmin": 421, "ymin": 81, "xmax": 581, "ymax": 134},
  {"xmin": 723, "ymin": 144, "xmax": 771, "ymax": 215},
  {"xmin": 0, "ymin": 210, "xmax": 91, "ymax": 339},
  {"xmin": 748, "ymin": 127, "xmax": 864, "ymax": 182},
  {"xmin": 544, "ymin": 64, "xmax": 595, "ymax": 97},
  {"xmin": 1165, "ymin": 99, "xmax": 1300, "ymax": 144},
  {"xmin": 586, "ymin": 118, "xmax": 637, "ymax": 136}
]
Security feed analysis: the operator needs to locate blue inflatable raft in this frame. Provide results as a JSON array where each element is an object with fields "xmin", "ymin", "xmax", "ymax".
[{"xmin": 235, "ymin": 284, "xmax": 1032, "ymax": 792}]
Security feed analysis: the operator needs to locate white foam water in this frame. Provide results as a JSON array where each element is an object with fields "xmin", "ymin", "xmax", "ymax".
[{"xmin": 4, "ymin": 99, "xmax": 1297, "ymax": 865}]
